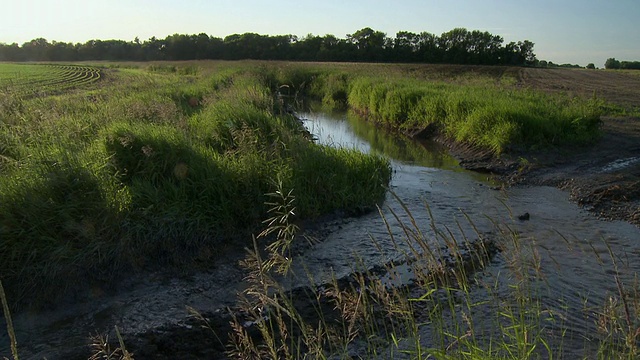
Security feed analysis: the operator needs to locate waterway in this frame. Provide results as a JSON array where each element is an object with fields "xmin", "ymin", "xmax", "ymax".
[{"xmin": 2, "ymin": 105, "xmax": 640, "ymax": 359}]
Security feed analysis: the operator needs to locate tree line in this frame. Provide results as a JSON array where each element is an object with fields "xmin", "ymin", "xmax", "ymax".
[
  {"xmin": 0, "ymin": 27, "xmax": 537, "ymax": 66},
  {"xmin": 604, "ymin": 58, "xmax": 640, "ymax": 70}
]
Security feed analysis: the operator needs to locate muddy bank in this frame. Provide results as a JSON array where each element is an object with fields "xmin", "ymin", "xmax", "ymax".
[
  {"xmin": 422, "ymin": 67, "xmax": 640, "ymax": 227},
  {"xmin": 427, "ymin": 115, "xmax": 640, "ymax": 227},
  {"xmin": 100, "ymin": 236, "xmax": 500, "ymax": 360}
]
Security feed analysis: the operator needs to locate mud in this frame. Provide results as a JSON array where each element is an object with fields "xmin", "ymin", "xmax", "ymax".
[
  {"xmin": 123, "ymin": 236, "xmax": 499, "ymax": 360},
  {"xmin": 436, "ymin": 116, "xmax": 640, "ymax": 227},
  {"xmin": 439, "ymin": 68, "xmax": 640, "ymax": 227}
]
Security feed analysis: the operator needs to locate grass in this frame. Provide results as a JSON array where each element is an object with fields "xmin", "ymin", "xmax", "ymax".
[
  {"xmin": 0, "ymin": 62, "xmax": 391, "ymax": 309},
  {"xmin": 345, "ymin": 77, "xmax": 602, "ymax": 154},
  {"xmin": 265, "ymin": 62, "xmax": 605, "ymax": 154},
  {"xmin": 219, "ymin": 188, "xmax": 640, "ymax": 359},
  {"xmin": 0, "ymin": 60, "xmax": 630, "ymax": 358},
  {"xmin": 0, "ymin": 63, "xmax": 101, "ymax": 96}
]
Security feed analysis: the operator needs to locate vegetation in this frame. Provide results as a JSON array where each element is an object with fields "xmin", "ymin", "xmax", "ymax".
[
  {"xmin": 0, "ymin": 61, "xmax": 605, "ymax": 308},
  {"xmin": 0, "ymin": 60, "xmax": 614, "ymax": 359},
  {"xmin": 219, "ymin": 187, "xmax": 640, "ymax": 359},
  {"xmin": 0, "ymin": 27, "xmax": 537, "ymax": 66},
  {"xmin": 605, "ymin": 58, "xmax": 640, "ymax": 70},
  {"xmin": 0, "ymin": 62, "xmax": 392, "ymax": 308},
  {"xmin": 0, "ymin": 63, "xmax": 101, "ymax": 95},
  {"xmin": 300, "ymin": 65, "xmax": 603, "ymax": 154}
]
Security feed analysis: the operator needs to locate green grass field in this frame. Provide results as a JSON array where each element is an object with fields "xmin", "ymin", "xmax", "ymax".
[{"xmin": 0, "ymin": 63, "xmax": 101, "ymax": 95}]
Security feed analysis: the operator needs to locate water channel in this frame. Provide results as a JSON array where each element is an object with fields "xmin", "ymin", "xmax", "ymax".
[
  {"xmin": 292, "ymin": 104, "xmax": 640, "ymax": 357},
  {"xmin": 2, "ymin": 105, "xmax": 640, "ymax": 359}
]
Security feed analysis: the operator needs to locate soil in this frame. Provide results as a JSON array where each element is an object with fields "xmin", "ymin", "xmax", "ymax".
[{"xmin": 442, "ymin": 67, "xmax": 640, "ymax": 227}]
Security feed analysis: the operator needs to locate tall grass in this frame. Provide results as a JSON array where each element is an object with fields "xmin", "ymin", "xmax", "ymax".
[
  {"xmin": 0, "ymin": 61, "xmax": 621, "ymax": 357},
  {"xmin": 346, "ymin": 77, "xmax": 603, "ymax": 154},
  {"xmin": 224, "ymin": 189, "xmax": 640, "ymax": 359},
  {"xmin": 0, "ymin": 63, "xmax": 391, "ymax": 308},
  {"xmin": 266, "ymin": 62, "xmax": 603, "ymax": 154}
]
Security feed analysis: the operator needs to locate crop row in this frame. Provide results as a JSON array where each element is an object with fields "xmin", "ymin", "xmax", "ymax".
[{"xmin": 0, "ymin": 64, "xmax": 101, "ymax": 96}]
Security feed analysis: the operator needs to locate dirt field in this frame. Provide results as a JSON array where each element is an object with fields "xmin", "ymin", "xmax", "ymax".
[
  {"xmin": 458, "ymin": 67, "xmax": 640, "ymax": 226},
  {"xmin": 518, "ymin": 67, "xmax": 640, "ymax": 111}
]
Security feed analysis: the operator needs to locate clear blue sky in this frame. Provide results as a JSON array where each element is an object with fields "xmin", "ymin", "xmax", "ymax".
[{"xmin": 1, "ymin": 0, "xmax": 638, "ymax": 67}]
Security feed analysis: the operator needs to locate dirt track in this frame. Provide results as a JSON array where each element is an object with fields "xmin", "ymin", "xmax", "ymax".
[{"xmin": 495, "ymin": 68, "xmax": 640, "ymax": 226}]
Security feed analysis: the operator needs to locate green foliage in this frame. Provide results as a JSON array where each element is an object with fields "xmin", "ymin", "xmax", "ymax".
[
  {"xmin": 605, "ymin": 58, "xmax": 640, "ymax": 70},
  {"xmin": 0, "ymin": 64, "xmax": 101, "ymax": 96},
  {"xmin": 0, "ymin": 151, "xmax": 121, "ymax": 304},
  {"xmin": 341, "ymin": 76, "xmax": 602, "ymax": 153},
  {"xmin": 286, "ymin": 144, "xmax": 391, "ymax": 217},
  {"xmin": 308, "ymin": 72, "xmax": 351, "ymax": 107},
  {"xmin": 0, "ymin": 27, "xmax": 536, "ymax": 65},
  {"xmin": 0, "ymin": 62, "xmax": 391, "ymax": 308},
  {"xmin": 605, "ymin": 58, "xmax": 621, "ymax": 70}
]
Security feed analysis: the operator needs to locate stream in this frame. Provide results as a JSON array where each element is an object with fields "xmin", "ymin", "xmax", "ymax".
[{"xmin": 2, "ymin": 106, "xmax": 640, "ymax": 359}]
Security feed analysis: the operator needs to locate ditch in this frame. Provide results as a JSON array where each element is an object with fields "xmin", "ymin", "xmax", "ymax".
[{"xmin": 2, "ymin": 104, "xmax": 640, "ymax": 359}]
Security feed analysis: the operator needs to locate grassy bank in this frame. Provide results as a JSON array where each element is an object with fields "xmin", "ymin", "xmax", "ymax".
[
  {"xmin": 0, "ymin": 62, "xmax": 391, "ymax": 307},
  {"xmin": 291, "ymin": 65, "xmax": 603, "ymax": 154},
  {"xmin": 259, "ymin": 62, "xmax": 604, "ymax": 154},
  {"xmin": 0, "ymin": 61, "xmax": 608, "ymax": 307}
]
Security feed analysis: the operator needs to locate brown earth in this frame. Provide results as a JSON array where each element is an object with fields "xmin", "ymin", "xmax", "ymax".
[{"xmin": 445, "ymin": 67, "xmax": 640, "ymax": 226}]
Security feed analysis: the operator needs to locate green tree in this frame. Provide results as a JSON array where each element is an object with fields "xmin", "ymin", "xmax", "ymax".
[
  {"xmin": 604, "ymin": 58, "xmax": 621, "ymax": 69},
  {"xmin": 439, "ymin": 28, "xmax": 471, "ymax": 63},
  {"xmin": 347, "ymin": 27, "xmax": 388, "ymax": 61},
  {"xmin": 394, "ymin": 31, "xmax": 420, "ymax": 61}
]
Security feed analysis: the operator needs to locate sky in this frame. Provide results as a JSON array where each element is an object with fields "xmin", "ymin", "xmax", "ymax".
[{"xmin": 1, "ymin": 0, "xmax": 638, "ymax": 67}]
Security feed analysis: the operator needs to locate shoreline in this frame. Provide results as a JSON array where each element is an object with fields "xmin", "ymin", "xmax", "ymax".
[{"xmin": 427, "ymin": 115, "xmax": 640, "ymax": 227}]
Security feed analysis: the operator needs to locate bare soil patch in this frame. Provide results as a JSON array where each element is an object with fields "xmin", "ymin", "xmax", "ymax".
[
  {"xmin": 448, "ymin": 67, "xmax": 640, "ymax": 226},
  {"xmin": 518, "ymin": 68, "xmax": 640, "ymax": 111}
]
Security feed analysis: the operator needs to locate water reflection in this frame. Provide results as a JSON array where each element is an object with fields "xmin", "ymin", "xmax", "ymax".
[{"xmin": 301, "ymin": 103, "xmax": 466, "ymax": 170}]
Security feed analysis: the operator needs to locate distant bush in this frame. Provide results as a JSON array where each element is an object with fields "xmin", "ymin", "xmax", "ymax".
[
  {"xmin": 621, "ymin": 61, "xmax": 640, "ymax": 70},
  {"xmin": 605, "ymin": 58, "xmax": 621, "ymax": 69}
]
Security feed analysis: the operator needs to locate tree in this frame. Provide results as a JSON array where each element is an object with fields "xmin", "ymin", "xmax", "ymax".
[
  {"xmin": 516, "ymin": 40, "xmax": 536, "ymax": 66},
  {"xmin": 439, "ymin": 28, "xmax": 471, "ymax": 63},
  {"xmin": 416, "ymin": 32, "xmax": 439, "ymax": 63},
  {"xmin": 394, "ymin": 31, "xmax": 419, "ymax": 61},
  {"xmin": 604, "ymin": 58, "xmax": 621, "ymax": 69},
  {"xmin": 586, "ymin": 63, "xmax": 595, "ymax": 69},
  {"xmin": 346, "ymin": 27, "xmax": 388, "ymax": 61}
]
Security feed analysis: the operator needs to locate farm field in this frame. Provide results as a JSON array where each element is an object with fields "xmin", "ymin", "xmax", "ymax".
[
  {"xmin": 0, "ymin": 63, "xmax": 101, "ymax": 95},
  {"xmin": 1, "ymin": 61, "xmax": 640, "ymax": 359}
]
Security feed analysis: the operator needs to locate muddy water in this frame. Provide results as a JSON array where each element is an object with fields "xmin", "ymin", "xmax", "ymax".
[
  {"xmin": 2, "ymin": 108, "xmax": 640, "ymax": 359},
  {"xmin": 293, "ymin": 107, "xmax": 640, "ymax": 357}
]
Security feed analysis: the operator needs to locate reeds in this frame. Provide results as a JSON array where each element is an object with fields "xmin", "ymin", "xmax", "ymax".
[
  {"xmin": 0, "ymin": 280, "xmax": 19, "ymax": 360},
  {"xmin": 346, "ymin": 77, "xmax": 603, "ymax": 154},
  {"xmin": 223, "ymin": 188, "xmax": 640, "ymax": 359}
]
